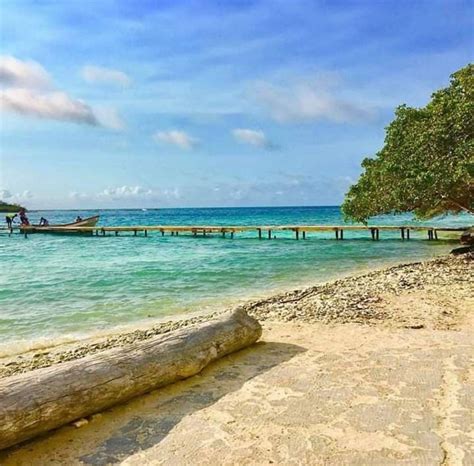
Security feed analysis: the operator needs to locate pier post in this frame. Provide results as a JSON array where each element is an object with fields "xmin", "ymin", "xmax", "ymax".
[
  {"xmin": 134, "ymin": 230, "xmax": 137, "ymax": 236},
  {"xmin": 370, "ymin": 228, "xmax": 375, "ymax": 240},
  {"xmin": 427, "ymin": 229, "xmax": 432, "ymax": 240},
  {"xmin": 115, "ymin": 231, "xmax": 118, "ymax": 236},
  {"xmin": 400, "ymin": 227, "xmax": 405, "ymax": 240},
  {"xmin": 231, "ymin": 231, "xmax": 234, "ymax": 239},
  {"xmin": 144, "ymin": 230, "xmax": 147, "ymax": 237},
  {"xmin": 340, "ymin": 230, "xmax": 343, "ymax": 240},
  {"xmin": 161, "ymin": 230, "xmax": 164, "ymax": 236},
  {"xmin": 434, "ymin": 230, "xmax": 438, "ymax": 240},
  {"xmin": 268, "ymin": 230, "xmax": 272, "ymax": 239},
  {"xmin": 295, "ymin": 229, "xmax": 299, "ymax": 240},
  {"xmin": 335, "ymin": 229, "xmax": 339, "ymax": 240},
  {"xmin": 102, "ymin": 229, "xmax": 105, "ymax": 236},
  {"xmin": 222, "ymin": 231, "xmax": 225, "ymax": 238},
  {"xmin": 302, "ymin": 231, "xmax": 306, "ymax": 240},
  {"xmin": 258, "ymin": 228, "xmax": 262, "ymax": 240},
  {"xmin": 376, "ymin": 228, "xmax": 380, "ymax": 241},
  {"xmin": 96, "ymin": 230, "xmax": 99, "ymax": 236},
  {"xmin": 406, "ymin": 228, "xmax": 410, "ymax": 240}
]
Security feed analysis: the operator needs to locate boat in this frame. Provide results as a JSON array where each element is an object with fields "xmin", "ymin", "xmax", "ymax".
[
  {"xmin": 20, "ymin": 215, "xmax": 100, "ymax": 232},
  {"xmin": 46, "ymin": 215, "xmax": 100, "ymax": 228}
]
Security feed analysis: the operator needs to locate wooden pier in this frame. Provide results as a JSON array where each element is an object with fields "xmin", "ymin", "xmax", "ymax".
[{"xmin": 9, "ymin": 224, "xmax": 468, "ymax": 240}]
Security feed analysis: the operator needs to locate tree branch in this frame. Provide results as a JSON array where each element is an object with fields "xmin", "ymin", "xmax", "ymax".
[{"xmin": 444, "ymin": 198, "xmax": 474, "ymax": 215}]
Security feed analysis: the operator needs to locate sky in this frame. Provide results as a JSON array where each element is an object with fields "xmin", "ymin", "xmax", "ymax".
[{"xmin": 0, "ymin": 0, "xmax": 472, "ymax": 209}]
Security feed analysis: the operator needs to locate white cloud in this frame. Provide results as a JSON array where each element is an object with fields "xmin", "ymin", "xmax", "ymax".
[
  {"xmin": 254, "ymin": 75, "xmax": 375, "ymax": 124},
  {"xmin": 0, "ymin": 55, "xmax": 51, "ymax": 89},
  {"xmin": 162, "ymin": 187, "xmax": 181, "ymax": 200},
  {"xmin": 82, "ymin": 65, "xmax": 131, "ymax": 87},
  {"xmin": 153, "ymin": 130, "xmax": 198, "ymax": 150},
  {"xmin": 99, "ymin": 185, "xmax": 154, "ymax": 200},
  {"xmin": 232, "ymin": 128, "xmax": 273, "ymax": 149},
  {"xmin": 68, "ymin": 185, "xmax": 183, "ymax": 206},
  {"xmin": 1, "ymin": 88, "xmax": 98, "ymax": 125},
  {"xmin": 69, "ymin": 191, "xmax": 89, "ymax": 200},
  {"xmin": 57, "ymin": 173, "xmax": 352, "ymax": 208},
  {"xmin": 0, "ymin": 56, "xmax": 124, "ymax": 129},
  {"xmin": 0, "ymin": 189, "xmax": 13, "ymax": 199},
  {"xmin": 21, "ymin": 190, "xmax": 33, "ymax": 199},
  {"xmin": 95, "ymin": 106, "xmax": 126, "ymax": 130},
  {"xmin": 0, "ymin": 188, "xmax": 33, "ymax": 202}
]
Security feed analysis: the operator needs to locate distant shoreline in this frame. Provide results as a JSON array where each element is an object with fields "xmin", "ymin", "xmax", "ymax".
[{"xmin": 0, "ymin": 203, "xmax": 25, "ymax": 213}]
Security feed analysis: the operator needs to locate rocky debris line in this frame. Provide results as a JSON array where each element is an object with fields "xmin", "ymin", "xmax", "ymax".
[
  {"xmin": 1, "ymin": 253, "xmax": 472, "ymax": 379},
  {"xmin": 240, "ymin": 253, "xmax": 473, "ymax": 325},
  {"xmin": 0, "ymin": 312, "xmax": 225, "ymax": 379}
]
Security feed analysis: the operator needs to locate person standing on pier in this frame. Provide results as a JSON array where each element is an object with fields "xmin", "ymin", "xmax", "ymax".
[
  {"xmin": 19, "ymin": 209, "xmax": 29, "ymax": 226},
  {"xmin": 5, "ymin": 213, "xmax": 17, "ymax": 229}
]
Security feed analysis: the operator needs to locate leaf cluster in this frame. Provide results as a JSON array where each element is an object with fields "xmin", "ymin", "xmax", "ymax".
[{"xmin": 342, "ymin": 64, "xmax": 474, "ymax": 223}]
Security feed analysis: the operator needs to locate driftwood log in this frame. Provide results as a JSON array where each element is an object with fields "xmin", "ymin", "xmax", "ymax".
[{"xmin": 0, "ymin": 309, "xmax": 262, "ymax": 450}]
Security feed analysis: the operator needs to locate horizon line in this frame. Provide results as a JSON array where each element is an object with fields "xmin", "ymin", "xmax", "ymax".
[{"xmin": 26, "ymin": 205, "xmax": 343, "ymax": 212}]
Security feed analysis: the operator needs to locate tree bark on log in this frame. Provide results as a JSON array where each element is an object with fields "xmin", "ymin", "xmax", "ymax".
[{"xmin": 0, "ymin": 309, "xmax": 262, "ymax": 450}]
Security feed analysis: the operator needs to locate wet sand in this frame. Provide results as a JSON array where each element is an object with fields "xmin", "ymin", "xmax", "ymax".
[{"xmin": 1, "ymin": 253, "xmax": 473, "ymax": 465}]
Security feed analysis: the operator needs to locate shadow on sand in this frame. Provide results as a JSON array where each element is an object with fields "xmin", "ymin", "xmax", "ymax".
[{"xmin": 2, "ymin": 340, "xmax": 305, "ymax": 465}]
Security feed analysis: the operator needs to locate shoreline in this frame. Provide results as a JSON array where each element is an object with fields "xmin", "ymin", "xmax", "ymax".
[
  {"xmin": 0, "ymin": 251, "xmax": 420, "ymax": 358},
  {"xmin": 1, "ymin": 251, "xmax": 472, "ymax": 379},
  {"xmin": 1, "ymin": 251, "xmax": 472, "ymax": 464}
]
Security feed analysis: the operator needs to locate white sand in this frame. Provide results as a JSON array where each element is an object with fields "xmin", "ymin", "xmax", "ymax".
[{"xmin": 1, "ymin": 254, "xmax": 473, "ymax": 465}]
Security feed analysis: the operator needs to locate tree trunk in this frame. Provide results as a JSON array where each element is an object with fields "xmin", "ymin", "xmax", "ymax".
[{"xmin": 0, "ymin": 309, "xmax": 262, "ymax": 450}]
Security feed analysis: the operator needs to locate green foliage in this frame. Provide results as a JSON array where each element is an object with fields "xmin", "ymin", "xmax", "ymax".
[
  {"xmin": 342, "ymin": 64, "xmax": 474, "ymax": 223},
  {"xmin": 0, "ymin": 201, "xmax": 25, "ymax": 213}
]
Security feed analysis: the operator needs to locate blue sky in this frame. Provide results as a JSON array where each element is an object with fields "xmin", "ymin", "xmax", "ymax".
[{"xmin": 0, "ymin": 0, "xmax": 472, "ymax": 209}]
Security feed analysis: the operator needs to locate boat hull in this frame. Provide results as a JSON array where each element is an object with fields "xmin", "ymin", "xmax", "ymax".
[{"xmin": 21, "ymin": 215, "xmax": 100, "ymax": 232}]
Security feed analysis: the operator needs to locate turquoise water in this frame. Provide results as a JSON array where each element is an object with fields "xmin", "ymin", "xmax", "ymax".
[{"xmin": 0, "ymin": 207, "xmax": 471, "ymax": 355}]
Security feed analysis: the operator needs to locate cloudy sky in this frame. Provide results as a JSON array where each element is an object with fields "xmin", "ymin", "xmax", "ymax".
[{"xmin": 0, "ymin": 0, "xmax": 472, "ymax": 209}]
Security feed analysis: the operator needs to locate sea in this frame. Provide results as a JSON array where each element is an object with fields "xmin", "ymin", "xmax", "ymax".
[{"xmin": 0, "ymin": 206, "xmax": 471, "ymax": 356}]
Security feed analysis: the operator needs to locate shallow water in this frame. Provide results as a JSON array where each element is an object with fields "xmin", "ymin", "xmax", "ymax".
[{"xmin": 0, "ymin": 206, "xmax": 470, "ymax": 355}]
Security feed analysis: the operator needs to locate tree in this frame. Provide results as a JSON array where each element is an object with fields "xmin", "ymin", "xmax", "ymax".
[
  {"xmin": 342, "ymin": 64, "xmax": 474, "ymax": 223},
  {"xmin": 0, "ymin": 200, "xmax": 25, "ymax": 213}
]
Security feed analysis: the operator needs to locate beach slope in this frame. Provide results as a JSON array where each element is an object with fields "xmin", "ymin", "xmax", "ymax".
[{"xmin": 1, "ymin": 253, "xmax": 472, "ymax": 465}]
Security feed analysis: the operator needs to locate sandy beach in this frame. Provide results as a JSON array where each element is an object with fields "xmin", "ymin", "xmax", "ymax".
[
  {"xmin": 1, "ymin": 252, "xmax": 473, "ymax": 465},
  {"xmin": 2, "ymin": 1, "xmax": 472, "ymax": 463}
]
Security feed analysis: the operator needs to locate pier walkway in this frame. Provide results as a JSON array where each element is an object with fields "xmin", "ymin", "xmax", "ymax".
[{"xmin": 6, "ymin": 224, "xmax": 468, "ymax": 240}]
